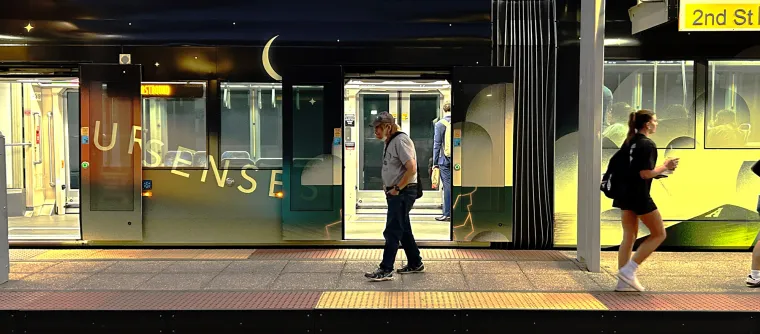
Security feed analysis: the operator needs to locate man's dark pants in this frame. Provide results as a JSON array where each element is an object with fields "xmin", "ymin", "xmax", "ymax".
[{"xmin": 380, "ymin": 184, "xmax": 422, "ymax": 271}]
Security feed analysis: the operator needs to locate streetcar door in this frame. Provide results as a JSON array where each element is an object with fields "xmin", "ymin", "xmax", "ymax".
[
  {"xmin": 79, "ymin": 64, "xmax": 143, "ymax": 241},
  {"xmin": 450, "ymin": 66, "xmax": 515, "ymax": 242},
  {"xmin": 281, "ymin": 66, "xmax": 344, "ymax": 240}
]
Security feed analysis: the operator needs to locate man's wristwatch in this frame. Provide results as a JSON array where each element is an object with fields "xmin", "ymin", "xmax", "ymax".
[{"xmin": 393, "ymin": 185, "xmax": 401, "ymax": 191}]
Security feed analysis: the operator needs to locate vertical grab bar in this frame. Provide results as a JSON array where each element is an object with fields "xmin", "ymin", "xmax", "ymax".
[
  {"xmin": 33, "ymin": 112, "xmax": 42, "ymax": 165},
  {"xmin": 47, "ymin": 112, "xmax": 56, "ymax": 187}
]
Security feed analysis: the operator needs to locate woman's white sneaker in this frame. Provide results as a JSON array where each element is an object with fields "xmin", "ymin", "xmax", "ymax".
[
  {"xmin": 745, "ymin": 275, "xmax": 760, "ymax": 287},
  {"xmin": 615, "ymin": 279, "xmax": 638, "ymax": 292},
  {"xmin": 617, "ymin": 270, "xmax": 645, "ymax": 292}
]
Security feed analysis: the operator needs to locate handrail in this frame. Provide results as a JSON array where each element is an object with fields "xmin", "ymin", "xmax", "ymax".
[
  {"xmin": 4, "ymin": 143, "xmax": 32, "ymax": 147},
  {"xmin": 47, "ymin": 112, "xmax": 56, "ymax": 187},
  {"xmin": 33, "ymin": 112, "xmax": 42, "ymax": 165}
]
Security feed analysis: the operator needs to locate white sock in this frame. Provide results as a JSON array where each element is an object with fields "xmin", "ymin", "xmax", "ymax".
[
  {"xmin": 620, "ymin": 260, "xmax": 639, "ymax": 276},
  {"xmin": 751, "ymin": 270, "xmax": 760, "ymax": 279}
]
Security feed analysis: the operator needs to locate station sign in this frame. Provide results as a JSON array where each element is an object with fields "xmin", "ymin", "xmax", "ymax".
[
  {"xmin": 141, "ymin": 83, "xmax": 205, "ymax": 98},
  {"xmin": 679, "ymin": 0, "xmax": 760, "ymax": 31}
]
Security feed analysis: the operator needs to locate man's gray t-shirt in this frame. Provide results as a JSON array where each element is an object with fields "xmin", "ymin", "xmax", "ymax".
[{"xmin": 382, "ymin": 133, "xmax": 418, "ymax": 188}]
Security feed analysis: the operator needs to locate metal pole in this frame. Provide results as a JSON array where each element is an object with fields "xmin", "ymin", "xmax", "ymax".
[
  {"xmin": 577, "ymin": 0, "xmax": 605, "ymax": 273},
  {"xmin": 0, "ymin": 131, "xmax": 9, "ymax": 283}
]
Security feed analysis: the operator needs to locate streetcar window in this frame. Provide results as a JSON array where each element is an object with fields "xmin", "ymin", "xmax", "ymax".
[
  {"xmin": 141, "ymin": 82, "xmax": 208, "ymax": 168},
  {"xmin": 706, "ymin": 61, "xmax": 760, "ymax": 149},
  {"xmin": 220, "ymin": 83, "xmax": 283, "ymax": 169},
  {"xmin": 603, "ymin": 61, "xmax": 696, "ymax": 149}
]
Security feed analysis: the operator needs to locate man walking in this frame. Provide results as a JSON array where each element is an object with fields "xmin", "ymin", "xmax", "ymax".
[
  {"xmin": 432, "ymin": 102, "xmax": 452, "ymax": 221},
  {"xmin": 365, "ymin": 111, "xmax": 425, "ymax": 281}
]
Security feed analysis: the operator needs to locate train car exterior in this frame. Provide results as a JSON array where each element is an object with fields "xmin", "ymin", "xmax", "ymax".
[
  {"xmin": 554, "ymin": 0, "xmax": 760, "ymax": 250},
  {"xmin": 0, "ymin": 0, "xmax": 558, "ymax": 247},
  {"xmin": 7, "ymin": 0, "xmax": 757, "ymax": 251}
]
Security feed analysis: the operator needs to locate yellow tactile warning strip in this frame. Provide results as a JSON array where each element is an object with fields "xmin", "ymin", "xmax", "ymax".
[
  {"xmin": 0, "ymin": 291, "xmax": 758, "ymax": 311},
  {"xmin": 388, "ymin": 292, "xmax": 461, "ymax": 309},
  {"xmin": 316, "ymin": 292, "xmax": 605, "ymax": 310},
  {"xmin": 317, "ymin": 291, "xmax": 391, "ymax": 309}
]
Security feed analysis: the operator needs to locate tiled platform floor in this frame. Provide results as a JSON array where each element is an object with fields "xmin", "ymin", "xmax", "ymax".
[{"xmin": 2, "ymin": 248, "xmax": 759, "ymax": 311}]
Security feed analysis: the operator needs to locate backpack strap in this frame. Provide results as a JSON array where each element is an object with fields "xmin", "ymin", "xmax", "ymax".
[{"xmin": 384, "ymin": 131, "xmax": 407, "ymax": 157}]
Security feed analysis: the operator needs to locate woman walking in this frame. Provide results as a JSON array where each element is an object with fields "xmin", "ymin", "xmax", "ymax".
[{"xmin": 614, "ymin": 109, "xmax": 678, "ymax": 292}]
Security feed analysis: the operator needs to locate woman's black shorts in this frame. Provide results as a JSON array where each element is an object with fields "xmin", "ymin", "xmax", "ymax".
[{"xmin": 612, "ymin": 197, "xmax": 657, "ymax": 216}]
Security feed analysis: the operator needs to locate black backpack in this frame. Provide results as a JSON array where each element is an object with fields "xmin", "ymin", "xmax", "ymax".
[
  {"xmin": 385, "ymin": 131, "xmax": 423, "ymax": 199},
  {"xmin": 600, "ymin": 146, "xmax": 630, "ymax": 200}
]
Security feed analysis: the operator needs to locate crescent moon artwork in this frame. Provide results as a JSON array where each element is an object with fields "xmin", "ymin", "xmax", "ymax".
[{"xmin": 263, "ymin": 35, "xmax": 282, "ymax": 81}]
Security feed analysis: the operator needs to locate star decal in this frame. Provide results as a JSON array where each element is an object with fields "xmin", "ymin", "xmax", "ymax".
[
  {"xmin": 309, "ymin": 98, "xmax": 316, "ymax": 105},
  {"xmin": 24, "ymin": 23, "xmax": 33, "ymax": 32}
]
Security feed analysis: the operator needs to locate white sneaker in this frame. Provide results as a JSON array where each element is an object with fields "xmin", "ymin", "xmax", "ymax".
[
  {"xmin": 617, "ymin": 270, "xmax": 645, "ymax": 292},
  {"xmin": 746, "ymin": 275, "xmax": 760, "ymax": 287},
  {"xmin": 614, "ymin": 279, "xmax": 638, "ymax": 292}
]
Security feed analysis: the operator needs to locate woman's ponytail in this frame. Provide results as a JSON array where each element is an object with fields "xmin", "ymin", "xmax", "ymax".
[{"xmin": 625, "ymin": 111, "xmax": 637, "ymax": 144}]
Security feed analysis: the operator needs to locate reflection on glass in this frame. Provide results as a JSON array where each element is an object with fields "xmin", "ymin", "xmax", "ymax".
[
  {"xmin": 359, "ymin": 94, "xmax": 389, "ymax": 190},
  {"xmin": 409, "ymin": 94, "xmax": 439, "ymax": 190},
  {"xmin": 0, "ymin": 82, "xmax": 24, "ymax": 189},
  {"xmin": 66, "ymin": 91, "xmax": 80, "ymax": 189},
  {"xmin": 707, "ymin": 61, "xmax": 760, "ymax": 148},
  {"xmin": 221, "ymin": 83, "xmax": 283, "ymax": 169},
  {"xmin": 603, "ymin": 61, "xmax": 695, "ymax": 149},
  {"xmin": 291, "ymin": 85, "xmax": 332, "ymax": 211},
  {"xmin": 89, "ymin": 82, "xmax": 135, "ymax": 211},
  {"xmin": 460, "ymin": 84, "xmax": 509, "ymax": 189},
  {"xmin": 141, "ymin": 82, "xmax": 207, "ymax": 167}
]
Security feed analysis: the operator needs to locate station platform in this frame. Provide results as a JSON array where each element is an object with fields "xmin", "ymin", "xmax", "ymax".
[{"xmin": 1, "ymin": 248, "xmax": 759, "ymax": 333}]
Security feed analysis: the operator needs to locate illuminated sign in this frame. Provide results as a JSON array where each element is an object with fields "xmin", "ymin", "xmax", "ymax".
[
  {"xmin": 141, "ymin": 83, "xmax": 205, "ymax": 98},
  {"xmin": 141, "ymin": 84, "xmax": 172, "ymax": 96},
  {"xmin": 679, "ymin": 0, "xmax": 760, "ymax": 31}
]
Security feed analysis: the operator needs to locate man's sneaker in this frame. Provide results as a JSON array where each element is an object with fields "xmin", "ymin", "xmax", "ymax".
[
  {"xmin": 365, "ymin": 268, "xmax": 394, "ymax": 281},
  {"xmin": 617, "ymin": 270, "xmax": 645, "ymax": 292},
  {"xmin": 745, "ymin": 275, "xmax": 760, "ymax": 287},
  {"xmin": 614, "ymin": 279, "xmax": 638, "ymax": 292},
  {"xmin": 397, "ymin": 263, "xmax": 425, "ymax": 274}
]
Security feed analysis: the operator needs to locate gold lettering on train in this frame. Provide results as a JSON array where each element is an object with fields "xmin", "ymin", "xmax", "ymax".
[
  {"xmin": 238, "ymin": 165, "xmax": 258, "ymax": 194},
  {"xmin": 269, "ymin": 170, "xmax": 282, "ymax": 197},
  {"xmin": 93, "ymin": 121, "xmax": 118, "ymax": 151},
  {"xmin": 201, "ymin": 155, "xmax": 231, "ymax": 187},
  {"xmin": 128, "ymin": 125, "xmax": 142, "ymax": 155},
  {"xmin": 144, "ymin": 139, "xmax": 164, "ymax": 167},
  {"xmin": 171, "ymin": 146, "xmax": 193, "ymax": 178},
  {"xmin": 98, "ymin": 123, "xmax": 286, "ymax": 197}
]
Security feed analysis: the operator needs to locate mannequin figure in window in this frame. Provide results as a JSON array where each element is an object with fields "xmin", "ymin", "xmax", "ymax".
[
  {"xmin": 603, "ymin": 102, "xmax": 634, "ymax": 148},
  {"xmin": 432, "ymin": 102, "xmax": 452, "ymax": 221},
  {"xmin": 707, "ymin": 109, "xmax": 745, "ymax": 147}
]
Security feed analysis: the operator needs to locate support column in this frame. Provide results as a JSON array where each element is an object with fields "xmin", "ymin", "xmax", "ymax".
[
  {"xmin": 577, "ymin": 0, "xmax": 605, "ymax": 273},
  {"xmin": 0, "ymin": 132, "xmax": 9, "ymax": 283}
]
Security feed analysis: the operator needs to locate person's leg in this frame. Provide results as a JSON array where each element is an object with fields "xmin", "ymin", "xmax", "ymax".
[
  {"xmin": 630, "ymin": 209, "xmax": 666, "ymax": 265},
  {"xmin": 746, "ymin": 239, "xmax": 760, "ymax": 287},
  {"xmin": 618, "ymin": 207, "xmax": 666, "ymax": 291},
  {"xmin": 618, "ymin": 210, "xmax": 639, "ymax": 269},
  {"xmin": 616, "ymin": 210, "xmax": 639, "ymax": 291},
  {"xmin": 378, "ymin": 195, "xmax": 404, "ymax": 271},
  {"xmin": 441, "ymin": 163, "xmax": 452, "ymax": 218},
  {"xmin": 436, "ymin": 163, "xmax": 452, "ymax": 221},
  {"xmin": 399, "ymin": 189, "xmax": 423, "ymax": 269}
]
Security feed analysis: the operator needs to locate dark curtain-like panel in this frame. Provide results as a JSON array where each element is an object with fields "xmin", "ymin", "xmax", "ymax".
[{"xmin": 493, "ymin": 0, "xmax": 557, "ymax": 249}]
